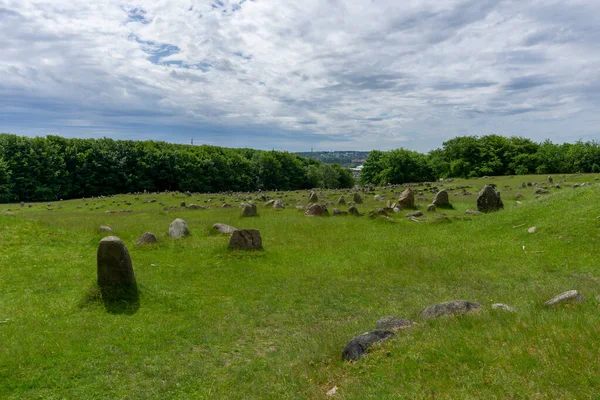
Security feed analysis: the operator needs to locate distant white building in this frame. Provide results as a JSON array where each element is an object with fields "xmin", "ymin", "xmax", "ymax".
[{"xmin": 350, "ymin": 165, "xmax": 364, "ymax": 172}]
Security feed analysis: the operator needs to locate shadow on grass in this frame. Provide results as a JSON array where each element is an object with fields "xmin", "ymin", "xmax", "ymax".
[{"xmin": 79, "ymin": 284, "xmax": 140, "ymax": 315}]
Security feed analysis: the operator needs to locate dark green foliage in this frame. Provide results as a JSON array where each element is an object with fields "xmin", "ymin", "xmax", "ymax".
[
  {"xmin": 360, "ymin": 135, "xmax": 600, "ymax": 184},
  {"xmin": 0, "ymin": 134, "xmax": 354, "ymax": 202},
  {"xmin": 360, "ymin": 148, "xmax": 434, "ymax": 185}
]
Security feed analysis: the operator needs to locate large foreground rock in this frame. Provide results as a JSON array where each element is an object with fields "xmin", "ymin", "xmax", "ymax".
[
  {"xmin": 419, "ymin": 300, "xmax": 481, "ymax": 319},
  {"xmin": 169, "ymin": 218, "xmax": 190, "ymax": 238},
  {"xmin": 477, "ymin": 185, "xmax": 504, "ymax": 212},
  {"xmin": 397, "ymin": 188, "xmax": 415, "ymax": 209},
  {"xmin": 432, "ymin": 190, "xmax": 453, "ymax": 209},
  {"xmin": 305, "ymin": 204, "xmax": 328, "ymax": 216},
  {"xmin": 97, "ymin": 236, "xmax": 136, "ymax": 287},
  {"xmin": 136, "ymin": 231, "xmax": 157, "ymax": 245},
  {"xmin": 228, "ymin": 229, "xmax": 263, "ymax": 250},
  {"xmin": 97, "ymin": 236, "xmax": 139, "ymax": 312},
  {"xmin": 212, "ymin": 223, "xmax": 238, "ymax": 234},
  {"xmin": 544, "ymin": 290, "xmax": 584, "ymax": 307},
  {"xmin": 342, "ymin": 330, "xmax": 395, "ymax": 361}
]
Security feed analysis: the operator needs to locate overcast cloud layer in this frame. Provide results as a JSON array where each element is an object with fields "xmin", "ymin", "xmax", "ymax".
[{"xmin": 1, "ymin": 0, "xmax": 600, "ymax": 151}]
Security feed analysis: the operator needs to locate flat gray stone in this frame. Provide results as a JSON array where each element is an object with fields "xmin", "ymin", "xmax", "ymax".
[
  {"xmin": 99, "ymin": 226, "xmax": 113, "ymax": 232},
  {"xmin": 419, "ymin": 300, "xmax": 481, "ymax": 319},
  {"xmin": 342, "ymin": 330, "xmax": 395, "ymax": 362},
  {"xmin": 213, "ymin": 223, "xmax": 238, "ymax": 234},
  {"xmin": 544, "ymin": 290, "xmax": 584, "ymax": 307},
  {"xmin": 492, "ymin": 303, "xmax": 515, "ymax": 312},
  {"xmin": 376, "ymin": 316, "xmax": 416, "ymax": 331}
]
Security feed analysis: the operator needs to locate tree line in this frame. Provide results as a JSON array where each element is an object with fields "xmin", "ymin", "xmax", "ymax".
[
  {"xmin": 0, "ymin": 134, "xmax": 354, "ymax": 202},
  {"xmin": 360, "ymin": 135, "xmax": 600, "ymax": 185}
]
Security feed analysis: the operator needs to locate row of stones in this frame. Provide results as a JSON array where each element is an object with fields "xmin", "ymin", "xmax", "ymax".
[{"xmin": 342, "ymin": 290, "xmax": 585, "ymax": 362}]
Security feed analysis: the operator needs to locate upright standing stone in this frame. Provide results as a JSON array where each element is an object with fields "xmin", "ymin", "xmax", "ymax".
[
  {"xmin": 338, "ymin": 196, "xmax": 346, "ymax": 206},
  {"xmin": 353, "ymin": 192, "xmax": 363, "ymax": 204},
  {"xmin": 228, "ymin": 229, "xmax": 263, "ymax": 250},
  {"xmin": 397, "ymin": 188, "xmax": 415, "ymax": 209},
  {"xmin": 169, "ymin": 218, "xmax": 190, "ymax": 238},
  {"xmin": 97, "ymin": 236, "xmax": 136, "ymax": 288},
  {"xmin": 476, "ymin": 185, "xmax": 504, "ymax": 213},
  {"xmin": 136, "ymin": 232, "xmax": 158, "ymax": 245},
  {"xmin": 241, "ymin": 203, "xmax": 258, "ymax": 217},
  {"xmin": 308, "ymin": 191, "xmax": 319, "ymax": 203},
  {"xmin": 548, "ymin": 175, "xmax": 553, "ymax": 183},
  {"xmin": 432, "ymin": 190, "xmax": 453, "ymax": 209},
  {"xmin": 304, "ymin": 204, "xmax": 328, "ymax": 216},
  {"xmin": 273, "ymin": 200, "xmax": 284, "ymax": 209}
]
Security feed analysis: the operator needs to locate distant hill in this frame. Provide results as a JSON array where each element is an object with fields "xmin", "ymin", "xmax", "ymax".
[{"xmin": 295, "ymin": 151, "xmax": 370, "ymax": 167}]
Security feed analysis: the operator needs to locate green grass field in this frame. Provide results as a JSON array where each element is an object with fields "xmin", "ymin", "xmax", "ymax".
[{"xmin": 1, "ymin": 174, "xmax": 600, "ymax": 399}]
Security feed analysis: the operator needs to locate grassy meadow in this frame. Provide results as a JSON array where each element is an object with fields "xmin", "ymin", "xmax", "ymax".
[{"xmin": 1, "ymin": 174, "xmax": 600, "ymax": 399}]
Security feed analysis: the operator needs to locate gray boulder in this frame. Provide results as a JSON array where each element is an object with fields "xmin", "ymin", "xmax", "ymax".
[
  {"xmin": 348, "ymin": 206, "xmax": 360, "ymax": 216},
  {"xmin": 405, "ymin": 210, "xmax": 423, "ymax": 218},
  {"xmin": 426, "ymin": 204, "xmax": 436, "ymax": 212},
  {"xmin": 353, "ymin": 192, "xmax": 363, "ymax": 204},
  {"xmin": 308, "ymin": 191, "xmax": 319, "ymax": 203},
  {"xmin": 187, "ymin": 204, "xmax": 205, "ymax": 210},
  {"xmin": 544, "ymin": 290, "xmax": 584, "ymax": 307},
  {"xmin": 492, "ymin": 303, "xmax": 515, "ymax": 312},
  {"xmin": 304, "ymin": 204, "xmax": 328, "ymax": 216},
  {"xmin": 241, "ymin": 203, "xmax": 258, "ymax": 217},
  {"xmin": 97, "ymin": 236, "xmax": 136, "ymax": 288},
  {"xmin": 135, "ymin": 232, "xmax": 158, "ymax": 245},
  {"xmin": 376, "ymin": 316, "xmax": 416, "ymax": 331},
  {"xmin": 212, "ymin": 223, "xmax": 238, "ymax": 234},
  {"xmin": 273, "ymin": 200, "xmax": 284, "ymax": 209},
  {"xmin": 419, "ymin": 300, "xmax": 481, "ymax": 319},
  {"xmin": 342, "ymin": 330, "xmax": 395, "ymax": 362},
  {"xmin": 397, "ymin": 188, "xmax": 415, "ymax": 209},
  {"xmin": 337, "ymin": 196, "xmax": 347, "ymax": 206},
  {"xmin": 264, "ymin": 199, "xmax": 275, "ymax": 207},
  {"xmin": 99, "ymin": 226, "xmax": 113, "ymax": 232},
  {"xmin": 432, "ymin": 190, "xmax": 453, "ymax": 209},
  {"xmin": 228, "ymin": 229, "xmax": 263, "ymax": 250},
  {"xmin": 169, "ymin": 218, "xmax": 190, "ymax": 239},
  {"xmin": 476, "ymin": 185, "xmax": 503, "ymax": 212}
]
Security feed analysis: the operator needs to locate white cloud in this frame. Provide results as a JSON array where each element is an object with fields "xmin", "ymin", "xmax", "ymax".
[{"xmin": 1, "ymin": 0, "xmax": 600, "ymax": 150}]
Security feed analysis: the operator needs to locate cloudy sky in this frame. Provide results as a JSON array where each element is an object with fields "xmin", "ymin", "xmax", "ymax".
[{"xmin": 1, "ymin": 0, "xmax": 600, "ymax": 152}]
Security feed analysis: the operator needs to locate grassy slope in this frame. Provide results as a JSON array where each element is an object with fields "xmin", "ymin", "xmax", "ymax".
[{"xmin": 1, "ymin": 174, "xmax": 599, "ymax": 399}]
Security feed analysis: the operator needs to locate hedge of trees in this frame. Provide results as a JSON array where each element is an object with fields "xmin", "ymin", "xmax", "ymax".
[
  {"xmin": 360, "ymin": 135, "xmax": 600, "ymax": 185},
  {"xmin": 0, "ymin": 134, "xmax": 354, "ymax": 202}
]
